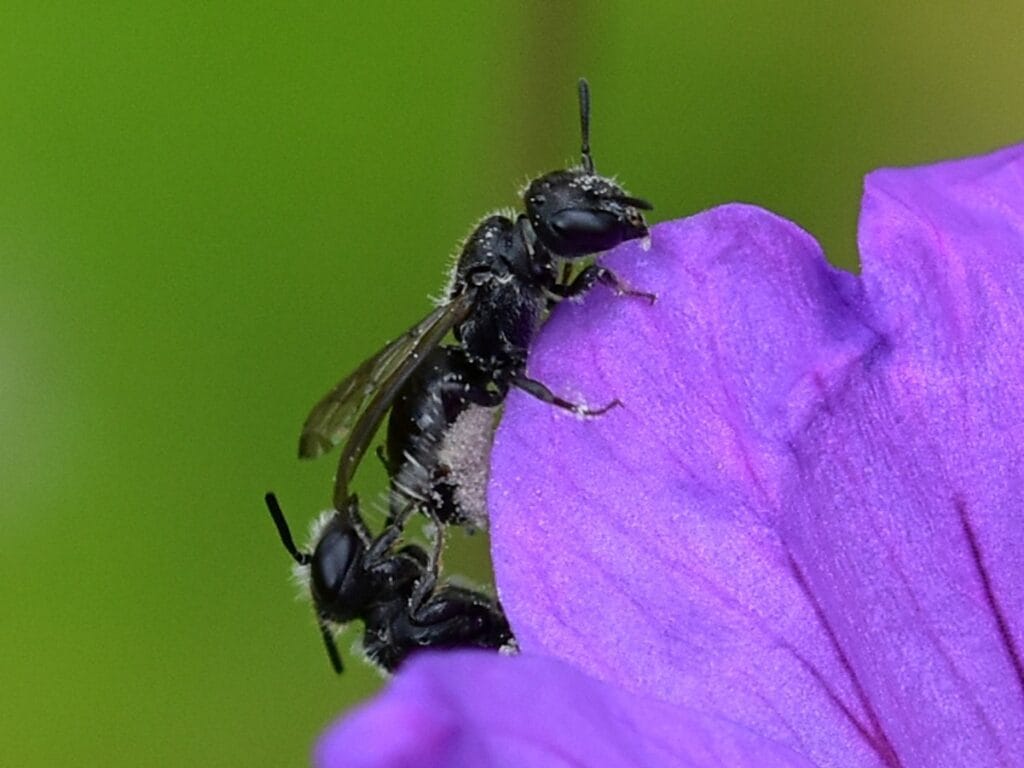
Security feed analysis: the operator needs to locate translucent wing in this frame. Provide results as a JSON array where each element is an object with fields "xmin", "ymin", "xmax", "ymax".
[
  {"xmin": 298, "ymin": 336, "xmax": 426, "ymax": 459},
  {"xmin": 298, "ymin": 291, "xmax": 476, "ymax": 505}
]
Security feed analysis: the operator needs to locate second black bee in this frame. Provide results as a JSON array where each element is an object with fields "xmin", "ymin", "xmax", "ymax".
[{"xmin": 265, "ymin": 492, "xmax": 512, "ymax": 673}]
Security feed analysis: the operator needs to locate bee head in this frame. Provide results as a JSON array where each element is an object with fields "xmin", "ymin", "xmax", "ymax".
[
  {"xmin": 523, "ymin": 79, "xmax": 651, "ymax": 258},
  {"xmin": 524, "ymin": 169, "xmax": 651, "ymax": 258},
  {"xmin": 308, "ymin": 515, "xmax": 364, "ymax": 622}
]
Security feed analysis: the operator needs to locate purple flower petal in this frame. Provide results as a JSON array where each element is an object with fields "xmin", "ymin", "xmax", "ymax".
[
  {"xmin": 315, "ymin": 651, "xmax": 818, "ymax": 768},
  {"xmin": 489, "ymin": 145, "xmax": 1024, "ymax": 766},
  {"xmin": 781, "ymin": 147, "xmax": 1024, "ymax": 764}
]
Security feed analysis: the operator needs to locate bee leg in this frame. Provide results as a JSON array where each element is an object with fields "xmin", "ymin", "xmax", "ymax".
[
  {"xmin": 550, "ymin": 264, "xmax": 656, "ymax": 304},
  {"xmin": 364, "ymin": 498, "xmax": 418, "ymax": 562},
  {"xmin": 409, "ymin": 508, "xmax": 446, "ymax": 611},
  {"xmin": 511, "ymin": 375, "xmax": 621, "ymax": 416}
]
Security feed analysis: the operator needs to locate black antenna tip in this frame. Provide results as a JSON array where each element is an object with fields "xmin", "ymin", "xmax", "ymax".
[{"xmin": 577, "ymin": 78, "xmax": 594, "ymax": 174}]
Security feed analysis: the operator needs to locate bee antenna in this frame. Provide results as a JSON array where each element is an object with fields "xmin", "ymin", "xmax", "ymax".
[
  {"xmin": 578, "ymin": 78, "xmax": 594, "ymax": 174},
  {"xmin": 264, "ymin": 492, "xmax": 311, "ymax": 566},
  {"xmin": 318, "ymin": 618, "xmax": 344, "ymax": 674}
]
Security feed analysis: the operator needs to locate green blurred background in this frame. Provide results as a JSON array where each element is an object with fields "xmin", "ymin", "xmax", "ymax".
[{"xmin": 2, "ymin": 2, "xmax": 1021, "ymax": 765}]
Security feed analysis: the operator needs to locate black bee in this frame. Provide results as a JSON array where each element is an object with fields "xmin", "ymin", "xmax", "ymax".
[
  {"xmin": 299, "ymin": 79, "xmax": 654, "ymax": 519},
  {"xmin": 264, "ymin": 492, "xmax": 512, "ymax": 673}
]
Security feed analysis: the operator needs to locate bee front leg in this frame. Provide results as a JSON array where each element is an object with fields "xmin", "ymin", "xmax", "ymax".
[{"xmin": 550, "ymin": 264, "xmax": 656, "ymax": 304}]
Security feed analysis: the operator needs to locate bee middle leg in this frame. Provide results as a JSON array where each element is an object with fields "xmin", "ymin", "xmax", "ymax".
[{"xmin": 511, "ymin": 374, "xmax": 621, "ymax": 416}]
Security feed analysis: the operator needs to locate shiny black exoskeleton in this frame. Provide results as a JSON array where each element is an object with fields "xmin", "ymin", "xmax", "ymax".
[
  {"xmin": 264, "ymin": 492, "xmax": 512, "ymax": 673},
  {"xmin": 300, "ymin": 80, "xmax": 655, "ymax": 519}
]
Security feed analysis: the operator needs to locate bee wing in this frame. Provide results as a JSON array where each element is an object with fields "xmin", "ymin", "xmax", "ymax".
[
  {"xmin": 298, "ymin": 291, "xmax": 476, "ymax": 504},
  {"xmin": 298, "ymin": 336, "xmax": 420, "ymax": 459}
]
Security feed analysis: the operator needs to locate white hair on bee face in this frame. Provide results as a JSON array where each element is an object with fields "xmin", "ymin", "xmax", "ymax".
[{"xmin": 289, "ymin": 509, "xmax": 336, "ymax": 595}]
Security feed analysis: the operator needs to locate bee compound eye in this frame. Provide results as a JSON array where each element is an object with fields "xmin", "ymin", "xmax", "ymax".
[
  {"xmin": 310, "ymin": 527, "xmax": 359, "ymax": 601},
  {"xmin": 550, "ymin": 208, "xmax": 618, "ymax": 236},
  {"xmin": 548, "ymin": 209, "xmax": 625, "ymax": 255}
]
